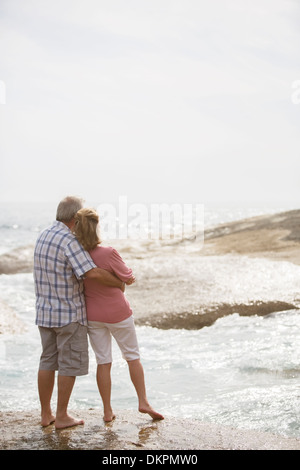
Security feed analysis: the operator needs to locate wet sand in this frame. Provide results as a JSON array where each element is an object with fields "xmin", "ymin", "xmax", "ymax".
[{"xmin": 1, "ymin": 409, "xmax": 300, "ymax": 450}]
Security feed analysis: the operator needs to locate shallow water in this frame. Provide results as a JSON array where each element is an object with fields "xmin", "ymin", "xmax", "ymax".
[
  {"xmin": 0, "ymin": 202, "xmax": 299, "ymax": 439},
  {"xmin": 0, "ymin": 272, "xmax": 299, "ymax": 438}
]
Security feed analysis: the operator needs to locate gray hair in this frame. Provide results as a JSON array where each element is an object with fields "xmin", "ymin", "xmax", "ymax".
[{"xmin": 56, "ymin": 196, "xmax": 84, "ymax": 222}]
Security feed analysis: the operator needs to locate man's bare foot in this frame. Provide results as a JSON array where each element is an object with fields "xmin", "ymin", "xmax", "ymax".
[
  {"xmin": 55, "ymin": 414, "xmax": 84, "ymax": 429},
  {"xmin": 41, "ymin": 413, "xmax": 56, "ymax": 427},
  {"xmin": 139, "ymin": 405, "xmax": 164, "ymax": 420}
]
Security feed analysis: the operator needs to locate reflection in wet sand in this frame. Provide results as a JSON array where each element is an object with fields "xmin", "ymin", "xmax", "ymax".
[{"xmin": 2, "ymin": 409, "xmax": 300, "ymax": 450}]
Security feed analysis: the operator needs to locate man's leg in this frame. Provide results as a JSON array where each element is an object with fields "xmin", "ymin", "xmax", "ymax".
[
  {"xmin": 38, "ymin": 327, "xmax": 58, "ymax": 426},
  {"xmin": 38, "ymin": 369, "xmax": 55, "ymax": 426},
  {"xmin": 55, "ymin": 323, "xmax": 88, "ymax": 429},
  {"xmin": 55, "ymin": 375, "xmax": 84, "ymax": 429}
]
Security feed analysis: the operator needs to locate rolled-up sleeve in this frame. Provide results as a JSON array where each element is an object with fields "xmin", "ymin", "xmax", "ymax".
[
  {"xmin": 109, "ymin": 248, "xmax": 133, "ymax": 282},
  {"xmin": 65, "ymin": 239, "xmax": 97, "ymax": 279}
]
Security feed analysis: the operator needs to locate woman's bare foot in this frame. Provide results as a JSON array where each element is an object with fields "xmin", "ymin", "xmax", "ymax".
[
  {"xmin": 139, "ymin": 405, "xmax": 164, "ymax": 420},
  {"xmin": 55, "ymin": 414, "xmax": 84, "ymax": 429},
  {"xmin": 103, "ymin": 407, "xmax": 116, "ymax": 422},
  {"xmin": 41, "ymin": 412, "xmax": 56, "ymax": 427},
  {"xmin": 103, "ymin": 413, "xmax": 116, "ymax": 423}
]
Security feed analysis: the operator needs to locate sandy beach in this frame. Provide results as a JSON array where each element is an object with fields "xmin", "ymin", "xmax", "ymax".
[{"xmin": 1, "ymin": 408, "xmax": 300, "ymax": 450}]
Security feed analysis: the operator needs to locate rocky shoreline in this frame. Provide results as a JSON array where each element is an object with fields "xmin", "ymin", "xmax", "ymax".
[
  {"xmin": 1, "ymin": 409, "xmax": 300, "ymax": 450},
  {"xmin": 1, "ymin": 209, "xmax": 300, "ymax": 333},
  {"xmin": 1, "ymin": 209, "xmax": 300, "ymax": 450},
  {"xmin": 140, "ymin": 300, "xmax": 298, "ymax": 330},
  {"xmin": 2, "ymin": 209, "xmax": 300, "ymax": 273},
  {"xmin": 202, "ymin": 208, "xmax": 300, "ymax": 264}
]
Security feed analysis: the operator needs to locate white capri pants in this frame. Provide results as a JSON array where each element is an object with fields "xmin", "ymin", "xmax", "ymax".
[{"xmin": 88, "ymin": 316, "xmax": 140, "ymax": 365}]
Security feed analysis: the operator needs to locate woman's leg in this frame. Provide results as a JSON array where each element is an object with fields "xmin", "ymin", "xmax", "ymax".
[
  {"xmin": 96, "ymin": 363, "xmax": 115, "ymax": 422},
  {"xmin": 127, "ymin": 359, "xmax": 164, "ymax": 420},
  {"xmin": 88, "ymin": 321, "xmax": 114, "ymax": 422},
  {"xmin": 110, "ymin": 317, "xmax": 164, "ymax": 420}
]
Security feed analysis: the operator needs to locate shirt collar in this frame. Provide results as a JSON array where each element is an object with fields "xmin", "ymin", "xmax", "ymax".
[{"xmin": 54, "ymin": 220, "xmax": 72, "ymax": 233}]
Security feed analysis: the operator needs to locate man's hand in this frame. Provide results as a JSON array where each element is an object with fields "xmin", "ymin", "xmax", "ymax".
[
  {"xmin": 121, "ymin": 276, "xmax": 136, "ymax": 292},
  {"xmin": 126, "ymin": 276, "xmax": 136, "ymax": 285},
  {"xmin": 85, "ymin": 268, "xmax": 124, "ymax": 289}
]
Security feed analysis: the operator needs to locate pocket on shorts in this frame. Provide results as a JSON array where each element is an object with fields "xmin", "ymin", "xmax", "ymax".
[{"xmin": 70, "ymin": 341, "xmax": 88, "ymax": 370}]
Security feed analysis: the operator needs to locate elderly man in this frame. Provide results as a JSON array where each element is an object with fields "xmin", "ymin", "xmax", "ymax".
[{"xmin": 34, "ymin": 196, "xmax": 125, "ymax": 429}]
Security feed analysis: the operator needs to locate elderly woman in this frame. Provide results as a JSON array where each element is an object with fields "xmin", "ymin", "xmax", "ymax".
[{"xmin": 74, "ymin": 208, "xmax": 164, "ymax": 422}]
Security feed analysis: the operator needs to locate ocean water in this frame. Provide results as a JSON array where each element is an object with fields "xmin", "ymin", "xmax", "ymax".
[{"xmin": 0, "ymin": 201, "xmax": 299, "ymax": 439}]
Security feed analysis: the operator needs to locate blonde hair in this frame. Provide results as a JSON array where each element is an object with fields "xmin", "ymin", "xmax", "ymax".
[{"xmin": 74, "ymin": 208, "xmax": 101, "ymax": 251}]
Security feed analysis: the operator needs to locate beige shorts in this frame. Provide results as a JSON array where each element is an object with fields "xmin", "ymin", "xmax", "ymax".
[
  {"xmin": 88, "ymin": 316, "xmax": 140, "ymax": 365},
  {"xmin": 38, "ymin": 322, "xmax": 89, "ymax": 376}
]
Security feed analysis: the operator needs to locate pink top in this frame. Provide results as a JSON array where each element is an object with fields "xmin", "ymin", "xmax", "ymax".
[{"xmin": 84, "ymin": 246, "xmax": 133, "ymax": 323}]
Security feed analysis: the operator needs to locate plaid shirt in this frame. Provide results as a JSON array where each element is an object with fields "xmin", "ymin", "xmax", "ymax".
[{"xmin": 34, "ymin": 221, "xmax": 96, "ymax": 327}]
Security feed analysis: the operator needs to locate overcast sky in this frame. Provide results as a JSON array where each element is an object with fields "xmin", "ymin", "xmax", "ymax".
[{"xmin": 0, "ymin": 0, "xmax": 299, "ymax": 206}]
